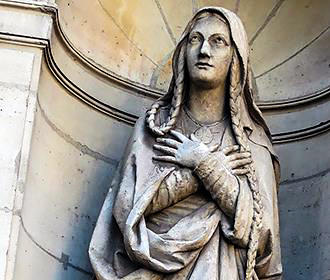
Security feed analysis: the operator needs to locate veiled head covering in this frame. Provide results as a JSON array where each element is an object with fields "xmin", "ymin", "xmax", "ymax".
[{"xmin": 152, "ymin": 6, "xmax": 272, "ymax": 140}]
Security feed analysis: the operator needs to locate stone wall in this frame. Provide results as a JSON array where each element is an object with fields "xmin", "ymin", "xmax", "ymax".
[
  {"xmin": 0, "ymin": 46, "xmax": 39, "ymax": 280},
  {"xmin": 0, "ymin": 1, "xmax": 329, "ymax": 279}
]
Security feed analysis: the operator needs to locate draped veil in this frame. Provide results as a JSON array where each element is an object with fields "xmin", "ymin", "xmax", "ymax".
[{"xmin": 89, "ymin": 7, "xmax": 282, "ymax": 280}]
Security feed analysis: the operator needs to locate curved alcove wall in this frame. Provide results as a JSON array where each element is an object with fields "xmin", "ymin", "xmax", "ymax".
[
  {"xmin": 14, "ymin": 59, "xmax": 128, "ymax": 279},
  {"xmin": 56, "ymin": 0, "xmax": 330, "ymax": 101},
  {"xmin": 277, "ymin": 132, "xmax": 330, "ymax": 280},
  {"xmin": 6, "ymin": 0, "xmax": 329, "ymax": 279}
]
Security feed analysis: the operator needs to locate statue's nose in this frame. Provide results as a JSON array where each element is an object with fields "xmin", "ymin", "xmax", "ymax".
[{"xmin": 200, "ymin": 40, "xmax": 211, "ymax": 57}]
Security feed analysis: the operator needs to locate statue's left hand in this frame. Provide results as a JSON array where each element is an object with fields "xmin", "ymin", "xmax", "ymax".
[{"xmin": 153, "ymin": 130, "xmax": 214, "ymax": 169}]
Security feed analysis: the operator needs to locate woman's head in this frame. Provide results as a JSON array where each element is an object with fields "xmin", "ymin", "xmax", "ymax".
[
  {"xmin": 186, "ymin": 12, "xmax": 233, "ymax": 90},
  {"xmin": 146, "ymin": 7, "xmax": 267, "ymax": 139},
  {"xmin": 147, "ymin": 9, "xmax": 244, "ymax": 136}
]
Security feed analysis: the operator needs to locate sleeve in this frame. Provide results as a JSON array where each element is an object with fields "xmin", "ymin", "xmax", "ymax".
[
  {"xmin": 194, "ymin": 152, "xmax": 254, "ymax": 248},
  {"xmin": 145, "ymin": 168, "xmax": 199, "ymax": 216},
  {"xmin": 112, "ymin": 117, "xmax": 221, "ymax": 274},
  {"xmin": 254, "ymin": 152, "xmax": 283, "ymax": 279}
]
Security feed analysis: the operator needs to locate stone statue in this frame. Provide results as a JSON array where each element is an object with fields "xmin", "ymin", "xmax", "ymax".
[{"xmin": 89, "ymin": 7, "xmax": 282, "ymax": 280}]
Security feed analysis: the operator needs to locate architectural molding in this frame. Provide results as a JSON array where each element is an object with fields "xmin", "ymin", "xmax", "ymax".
[
  {"xmin": 37, "ymin": 98, "xmax": 119, "ymax": 166},
  {"xmin": 43, "ymin": 45, "xmax": 138, "ymax": 125},
  {"xmin": 272, "ymin": 119, "xmax": 330, "ymax": 144},
  {"xmin": 1, "ymin": 0, "xmax": 328, "ymax": 110},
  {"xmin": 2, "ymin": 42, "xmax": 42, "ymax": 280},
  {"xmin": 257, "ymin": 86, "xmax": 330, "ymax": 110},
  {"xmin": 20, "ymin": 216, "xmax": 93, "ymax": 276},
  {"xmin": 0, "ymin": 0, "xmax": 329, "ymax": 144},
  {"xmin": 49, "ymin": 5, "xmax": 330, "ymax": 111},
  {"xmin": 280, "ymin": 166, "xmax": 330, "ymax": 185}
]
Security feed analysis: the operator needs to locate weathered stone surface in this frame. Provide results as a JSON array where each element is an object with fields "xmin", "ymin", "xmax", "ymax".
[
  {"xmin": 0, "ymin": 1, "xmax": 328, "ymax": 280},
  {"xmin": 90, "ymin": 7, "xmax": 282, "ymax": 280},
  {"xmin": 0, "ymin": 48, "xmax": 34, "ymax": 280}
]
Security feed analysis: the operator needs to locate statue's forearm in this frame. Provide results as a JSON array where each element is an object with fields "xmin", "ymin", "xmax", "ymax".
[
  {"xmin": 145, "ymin": 168, "xmax": 199, "ymax": 216},
  {"xmin": 194, "ymin": 153, "xmax": 239, "ymax": 218}
]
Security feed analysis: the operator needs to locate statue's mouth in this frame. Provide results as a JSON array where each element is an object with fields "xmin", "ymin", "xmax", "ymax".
[{"xmin": 195, "ymin": 62, "xmax": 213, "ymax": 68}]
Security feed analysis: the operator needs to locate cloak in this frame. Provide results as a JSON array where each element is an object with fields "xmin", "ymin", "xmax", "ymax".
[{"xmin": 89, "ymin": 7, "xmax": 282, "ymax": 280}]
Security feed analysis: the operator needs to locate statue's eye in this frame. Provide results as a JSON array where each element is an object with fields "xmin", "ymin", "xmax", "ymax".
[
  {"xmin": 190, "ymin": 35, "xmax": 201, "ymax": 44},
  {"xmin": 213, "ymin": 36, "xmax": 225, "ymax": 46}
]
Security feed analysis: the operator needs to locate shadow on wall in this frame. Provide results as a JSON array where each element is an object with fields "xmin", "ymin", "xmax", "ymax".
[{"xmin": 280, "ymin": 175, "xmax": 330, "ymax": 280}]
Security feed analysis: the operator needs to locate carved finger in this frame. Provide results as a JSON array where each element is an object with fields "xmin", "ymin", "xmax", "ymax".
[
  {"xmin": 152, "ymin": 155, "xmax": 178, "ymax": 164},
  {"xmin": 153, "ymin": 127, "xmax": 165, "ymax": 136},
  {"xmin": 190, "ymin": 133, "xmax": 200, "ymax": 142},
  {"xmin": 153, "ymin": 144, "xmax": 177, "ymax": 156},
  {"xmin": 232, "ymin": 168, "xmax": 249, "ymax": 176},
  {"xmin": 227, "ymin": 152, "xmax": 251, "ymax": 162},
  {"xmin": 170, "ymin": 130, "xmax": 187, "ymax": 142},
  {"xmin": 209, "ymin": 143, "xmax": 221, "ymax": 152},
  {"xmin": 156, "ymin": 138, "xmax": 180, "ymax": 148},
  {"xmin": 222, "ymin": 145, "xmax": 240, "ymax": 155},
  {"xmin": 229, "ymin": 158, "xmax": 252, "ymax": 169}
]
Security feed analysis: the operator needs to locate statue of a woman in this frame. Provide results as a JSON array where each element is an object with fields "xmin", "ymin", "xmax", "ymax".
[{"xmin": 89, "ymin": 7, "xmax": 282, "ymax": 280}]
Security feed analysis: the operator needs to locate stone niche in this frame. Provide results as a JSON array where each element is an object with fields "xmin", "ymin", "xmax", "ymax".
[{"xmin": 0, "ymin": 1, "xmax": 329, "ymax": 280}]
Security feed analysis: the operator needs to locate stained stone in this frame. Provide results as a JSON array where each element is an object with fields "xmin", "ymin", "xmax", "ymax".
[{"xmin": 90, "ymin": 7, "xmax": 282, "ymax": 280}]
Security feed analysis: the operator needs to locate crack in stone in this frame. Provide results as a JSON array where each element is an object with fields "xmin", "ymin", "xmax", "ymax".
[
  {"xmin": 97, "ymin": 0, "xmax": 160, "ymax": 68},
  {"xmin": 255, "ymin": 26, "xmax": 330, "ymax": 79},
  {"xmin": 281, "ymin": 167, "xmax": 330, "ymax": 185},
  {"xmin": 235, "ymin": 0, "xmax": 240, "ymax": 13},
  {"xmin": 149, "ymin": 50, "xmax": 173, "ymax": 88},
  {"xmin": 249, "ymin": 0, "xmax": 286, "ymax": 45},
  {"xmin": 0, "ymin": 206, "xmax": 12, "ymax": 213},
  {"xmin": 192, "ymin": 0, "xmax": 198, "ymax": 14},
  {"xmin": 20, "ymin": 217, "xmax": 93, "ymax": 276},
  {"xmin": 38, "ymin": 100, "xmax": 118, "ymax": 166},
  {"xmin": 154, "ymin": 0, "xmax": 177, "ymax": 46},
  {"xmin": 14, "ymin": 150, "xmax": 21, "ymax": 178}
]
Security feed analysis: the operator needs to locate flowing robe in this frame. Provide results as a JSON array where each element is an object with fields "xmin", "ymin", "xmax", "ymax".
[{"xmin": 89, "ymin": 109, "xmax": 283, "ymax": 280}]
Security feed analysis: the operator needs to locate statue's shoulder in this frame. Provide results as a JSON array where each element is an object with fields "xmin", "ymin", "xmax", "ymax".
[
  {"xmin": 131, "ymin": 105, "xmax": 170, "ymax": 144},
  {"xmin": 247, "ymin": 123, "xmax": 281, "ymax": 187},
  {"xmin": 136, "ymin": 105, "xmax": 171, "ymax": 129},
  {"xmin": 247, "ymin": 122, "xmax": 276, "ymax": 157}
]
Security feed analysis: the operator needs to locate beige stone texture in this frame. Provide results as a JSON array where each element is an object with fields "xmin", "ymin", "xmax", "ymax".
[
  {"xmin": 256, "ymin": 30, "xmax": 330, "ymax": 101},
  {"xmin": 237, "ymin": 0, "xmax": 278, "ymax": 39},
  {"xmin": 55, "ymin": 0, "xmax": 330, "ymax": 105},
  {"xmin": 57, "ymin": 0, "xmax": 173, "ymax": 88},
  {"xmin": 0, "ymin": 1, "xmax": 328, "ymax": 280},
  {"xmin": 0, "ymin": 47, "xmax": 35, "ymax": 280},
  {"xmin": 251, "ymin": 0, "xmax": 330, "ymax": 76},
  {"xmin": 198, "ymin": 0, "xmax": 235, "ymax": 11},
  {"xmin": 49, "ymin": 30, "xmax": 154, "ymax": 118},
  {"xmin": 12, "ymin": 60, "xmax": 129, "ymax": 279},
  {"xmin": 156, "ymin": 0, "xmax": 193, "ymax": 41},
  {"xmin": 0, "ymin": 8, "xmax": 52, "ymax": 39}
]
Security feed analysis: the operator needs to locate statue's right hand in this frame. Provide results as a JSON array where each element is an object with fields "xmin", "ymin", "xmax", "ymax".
[
  {"xmin": 152, "ymin": 130, "xmax": 210, "ymax": 169},
  {"xmin": 219, "ymin": 145, "xmax": 252, "ymax": 176}
]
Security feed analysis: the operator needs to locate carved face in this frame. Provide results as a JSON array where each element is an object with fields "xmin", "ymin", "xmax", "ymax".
[{"xmin": 186, "ymin": 16, "xmax": 233, "ymax": 89}]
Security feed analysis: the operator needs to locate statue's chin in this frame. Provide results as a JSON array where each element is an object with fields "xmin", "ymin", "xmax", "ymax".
[{"xmin": 190, "ymin": 75, "xmax": 222, "ymax": 90}]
